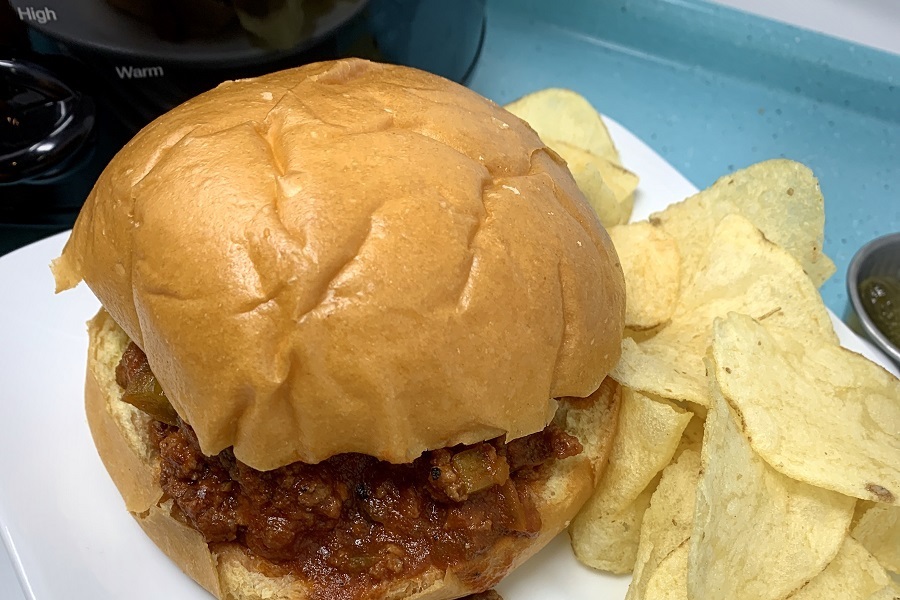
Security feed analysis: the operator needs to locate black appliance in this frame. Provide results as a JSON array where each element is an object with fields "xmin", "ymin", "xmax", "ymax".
[{"xmin": 1, "ymin": 0, "xmax": 486, "ymax": 254}]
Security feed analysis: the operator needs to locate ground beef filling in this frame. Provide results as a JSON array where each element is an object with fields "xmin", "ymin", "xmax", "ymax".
[{"xmin": 116, "ymin": 343, "xmax": 584, "ymax": 595}]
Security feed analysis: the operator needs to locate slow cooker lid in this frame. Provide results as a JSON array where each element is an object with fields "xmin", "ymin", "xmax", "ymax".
[{"xmin": 7, "ymin": 0, "xmax": 367, "ymax": 67}]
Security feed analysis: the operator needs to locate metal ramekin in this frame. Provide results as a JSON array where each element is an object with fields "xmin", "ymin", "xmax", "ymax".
[{"xmin": 845, "ymin": 232, "xmax": 900, "ymax": 366}]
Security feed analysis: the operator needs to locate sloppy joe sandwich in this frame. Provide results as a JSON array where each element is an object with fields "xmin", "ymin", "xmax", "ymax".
[{"xmin": 52, "ymin": 58, "xmax": 626, "ymax": 600}]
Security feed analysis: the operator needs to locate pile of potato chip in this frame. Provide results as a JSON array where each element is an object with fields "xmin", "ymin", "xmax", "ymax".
[{"xmin": 506, "ymin": 90, "xmax": 900, "ymax": 600}]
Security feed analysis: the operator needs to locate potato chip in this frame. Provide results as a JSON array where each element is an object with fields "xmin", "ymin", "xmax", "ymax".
[
  {"xmin": 788, "ymin": 537, "xmax": 895, "ymax": 599},
  {"xmin": 675, "ymin": 415, "xmax": 705, "ymax": 457},
  {"xmin": 687, "ymin": 368, "xmax": 854, "ymax": 600},
  {"xmin": 571, "ymin": 389, "xmax": 692, "ymax": 572},
  {"xmin": 612, "ymin": 214, "xmax": 836, "ymax": 406},
  {"xmin": 576, "ymin": 389, "xmax": 693, "ymax": 518},
  {"xmin": 591, "ymin": 154, "xmax": 639, "ymax": 206},
  {"xmin": 868, "ymin": 585, "xmax": 900, "ymax": 600},
  {"xmin": 627, "ymin": 448, "xmax": 701, "ymax": 600},
  {"xmin": 550, "ymin": 139, "xmax": 639, "ymax": 225},
  {"xmin": 612, "ymin": 335, "xmax": 704, "ymax": 404},
  {"xmin": 570, "ymin": 474, "xmax": 659, "ymax": 574},
  {"xmin": 851, "ymin": 504, "xmax": 900, "ymax": 572},
  {"xmin": 547, "ymin": 141, "xmax": 629, "ymax": 227},
  {"xmin": 643, "ymin": 542, "xmax": 689, "ymax": 600},
  {"xmin": 607, "ymin": 222, "xmax": 681, "ymax": 330},
  {"xmin": 713, "ymin": 313, "xmax": 900, "ymax": 504},
  {"xmin": 504, "ymin": 88, "xmax": 620, "ymax": 163},
  {"xmin": 853, "ymin": 500, "xmax": 879, "ymax": 528},
  {"xmin": 649, "ymin": 159, "xmax": 835, "ymax": 287}
]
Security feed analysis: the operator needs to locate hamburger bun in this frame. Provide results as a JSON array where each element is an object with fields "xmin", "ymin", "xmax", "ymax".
[
  {"xmin": 56, "ymin": 58, "xmax": 627, "ymax": 599},
  {"xmin": 86, "ymin": 308, "xmax": 622, "ymax": 599},
  {"xmin": 53, "ymin": 58, "xmax": 625, "ymax": 470}
]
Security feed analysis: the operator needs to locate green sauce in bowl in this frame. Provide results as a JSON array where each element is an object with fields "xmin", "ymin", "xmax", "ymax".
[{"xmin": 859, "ymin": 275, "xmax": 900, "ymax": 349}]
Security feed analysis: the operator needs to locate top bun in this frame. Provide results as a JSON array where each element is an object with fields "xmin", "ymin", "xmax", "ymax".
[{"xmin": 53, "ymin": 59, "xmax": 625, "ymax": 470}]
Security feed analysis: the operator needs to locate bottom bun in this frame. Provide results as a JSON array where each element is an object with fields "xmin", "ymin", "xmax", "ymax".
[{"xmin": 85, "ymin": 309, "xmax": 621, "ymax": 600}]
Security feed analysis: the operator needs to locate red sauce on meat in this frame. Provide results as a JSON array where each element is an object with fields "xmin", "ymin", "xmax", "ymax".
[{"xmin": 118, "ymin": 342, "xmax": 584, "ymax": 600}]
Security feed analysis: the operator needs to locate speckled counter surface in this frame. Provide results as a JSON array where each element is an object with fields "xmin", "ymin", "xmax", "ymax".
[{"xmin": 468, "ymin": 0, "xmax": 900, "ymax": 316}]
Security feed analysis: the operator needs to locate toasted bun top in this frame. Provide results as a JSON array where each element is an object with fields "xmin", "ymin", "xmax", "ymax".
[{"xmin": 54, "ymin": 59, "xmax": 625, "ymax": 469}]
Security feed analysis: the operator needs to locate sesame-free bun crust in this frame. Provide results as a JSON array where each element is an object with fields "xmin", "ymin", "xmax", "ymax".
[
  {"xmin": 86, "ymin": 310, "xmax": 622, "ymax": 600},
  {"xmin": 57, "ymin": 59, "xmax": 625, "ymax": 469}
]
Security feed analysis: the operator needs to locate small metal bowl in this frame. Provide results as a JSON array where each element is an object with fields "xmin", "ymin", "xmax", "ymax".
[{"xmin": 845, "ymin": 232, "xmax": 900, "ymax": 365}]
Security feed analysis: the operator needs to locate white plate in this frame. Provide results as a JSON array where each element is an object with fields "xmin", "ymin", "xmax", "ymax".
[{"xmin": 0, "ymin": 120, "xmax": 896, "ymax": 600}]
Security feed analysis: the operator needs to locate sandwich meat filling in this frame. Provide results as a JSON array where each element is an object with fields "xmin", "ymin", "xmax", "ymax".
[{"xmin": 116, "ymin": 342, "xmax": 586, "ymax": 598}]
